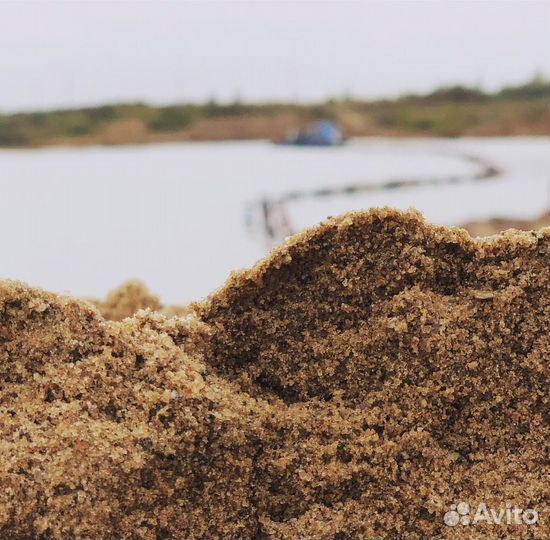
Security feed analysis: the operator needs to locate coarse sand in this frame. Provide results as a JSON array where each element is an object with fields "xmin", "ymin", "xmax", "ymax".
[{"xmin": 0, "ymin": 208, "xmax": 548, "ymax": 540}]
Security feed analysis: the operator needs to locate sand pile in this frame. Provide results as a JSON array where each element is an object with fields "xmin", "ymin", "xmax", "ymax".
[
  {"xmin": 462, "ymin": 210, "xmax": 549, "ymax": 237},
  {"xmin": 0, "ymin": 208, "xmax": 548, "ymax": 540},
  {"xmin": 91, "ymin": 280, "xmax": 190, "ymax": 320}
]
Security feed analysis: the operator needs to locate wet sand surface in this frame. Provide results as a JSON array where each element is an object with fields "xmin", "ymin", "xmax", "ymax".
[{"xmin": 0, "ymin": 208, "xmax": 548, "ymax": 539}]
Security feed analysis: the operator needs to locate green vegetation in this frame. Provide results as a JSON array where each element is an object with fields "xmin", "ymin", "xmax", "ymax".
[{"xmin": 0, "ymin": 76, "xmax": 547, "ymax": 147}]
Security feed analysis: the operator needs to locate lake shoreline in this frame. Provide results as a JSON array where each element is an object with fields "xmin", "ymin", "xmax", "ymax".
[
  {"xmin": 1, "ymin": 78, "xmax": 548, "ymax": 149},
  {"xmin": 5, "ymin": 119, "xmax": 548, "ymax": 151},
  {"xmin": 2, "ymin": 133, "xmax": 548, "ymax": 153}
]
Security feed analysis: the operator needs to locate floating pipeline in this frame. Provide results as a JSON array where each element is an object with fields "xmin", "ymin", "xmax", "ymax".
[{"xmin": 247, "ymin": 151, "xmax": 502, "ymax": 245}]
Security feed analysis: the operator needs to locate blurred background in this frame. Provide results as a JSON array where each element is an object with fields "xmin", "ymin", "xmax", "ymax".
[{"xmin": 0, "ymin": 0, "xmax": 548, "ymax": 304}]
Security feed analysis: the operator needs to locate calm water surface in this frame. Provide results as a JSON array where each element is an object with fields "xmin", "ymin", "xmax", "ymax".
[{"xmin": 0, "ymin": 137, "xmax": 548, "ymax": 303}]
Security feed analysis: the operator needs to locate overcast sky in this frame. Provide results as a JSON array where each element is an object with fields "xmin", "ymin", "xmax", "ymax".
[{"xmin": 1, "ymin": 0, "xmax": 548, "ymax": 112}]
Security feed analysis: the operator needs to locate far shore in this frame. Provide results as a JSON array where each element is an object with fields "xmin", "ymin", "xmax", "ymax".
[
  {"xmin": 0, "ymin": 78, "xmax": 548, "ymax": 149},
  {"xmin": 462, "ymin": 210, "xmax": 549, "ymax": 236},
  {"xmin": 21, "ymin": 116, "xmax": 550, "ymax": 150}
]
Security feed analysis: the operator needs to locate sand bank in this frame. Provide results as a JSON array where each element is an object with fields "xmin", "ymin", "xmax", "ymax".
[{"xmin": 0, "ymin": 208, "xmax": 548, "ymax": 539}]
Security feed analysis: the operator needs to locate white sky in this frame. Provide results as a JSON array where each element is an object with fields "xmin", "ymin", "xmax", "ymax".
[{"xmin": 0, "ymin": 0, "xmax": 548, "ymax": 112}]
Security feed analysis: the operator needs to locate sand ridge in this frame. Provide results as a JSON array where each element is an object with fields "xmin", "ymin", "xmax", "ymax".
[{"xmin": 0, "ymin": 208, "xmax": 548, "ymax": 539}]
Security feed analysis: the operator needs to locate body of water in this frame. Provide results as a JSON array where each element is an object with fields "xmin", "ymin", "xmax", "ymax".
[{"xmin": 1, "ymin": 137, "xmax": 548, "ymax": 303}]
